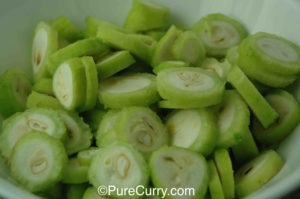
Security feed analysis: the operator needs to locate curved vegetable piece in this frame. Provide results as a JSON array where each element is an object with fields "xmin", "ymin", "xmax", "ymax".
[
  {"xmin": 0, "ymin": 108, "xmax": 66, "ymax": 158},
  {"xmin": 153, "ymin": 61, "xmax": 189, "ymax": 75},
  {"xmin": 125, "ymin": 0, "xmax": 168, "ymax": 32},
  {"xmin": 33, "ymin": 78, "xmax": 53, "ymax": 96},
  {"xmin": 10, "ymin": 131, "xmax": 67, "ymax": 192},
  {"xmin": 66, "ymin": 184, "xmax": 88, "ymax": 199},
  {"xmin": 77, "ymin": 147, "xmax": 100, "ymax": 166},
  {"xmin": 208, "ymin": 160, "xmax": 224, "ymax": 199},
  {"xmin": 32, "ymin": 22, "xmax": 58, "ymax": 81},
  {"xmin": 26, "ymin": 91, "xmax": 64, "ymax": 110},
  {"xmin": 88, "ymin": 142, "xmax": 149, "ymax": 199},
  {"xmin": 150, "ymin": 146, "xmax": 209, "ymax": 199},
  {"xmin": 157, "ymin": 67, "xmax": 225, "ymax": 108},
  {"xmin": 193, "ymin": 13, "xmax": 247, "ymax": 57},
  {"xmin": 48, "ymin": 38, "xmax": 108, "ymax": 75},
  {"xmin": 226, "ymin": 46, "xmax": 239, "ymax": 65},
  {"xmin": 253, "ymin": 90, "xmax": 300, "ymax": 144},
  {"xmin": 201, "ymin": 58, "xmax": 231, "ymax": 80},
  {"xmin": 53, "ymin": 58, "xmax": 86, "ymax": 111},
  {"xmin": 166, "ymin": 108, "xmax": 217, "ymax": 156},
  {"xmin": 62, "ymin": 158, "xmax": 89, "ymax": 184},
  {"xmin": 82, "ymin": 109, "xmax": 106, "ymax": 132},
  {"xmin": 227, "ymin": 65, "xmax": 278, "ymax": 128},
  {"xmin": 82, "ymin": 187, "xmax": 107, "ymax": 199},
  {"xmin": 0, "ymin": 68, "xmax": 32, "ymax": 118},
  {"xmin": 235, "ymin": 150, "xmax": 284, "ymax": 198},
  {"xmin": 213, "ymin": 149, "xmax": 234, "ymax": 199},
  {"xmin": 58, "ymin": 111, "xmax": 92, "ymax": 155},
  {"xmin": 96, "ymin": 50, "xmax": 135, "ymax": 80},
  {"xmin": 216, "ymin": 90, "xmax": 250, "ymax": 148},
  {"xmin": 99, "ymin": 73, "xmax": 159, "ymax": 108}
]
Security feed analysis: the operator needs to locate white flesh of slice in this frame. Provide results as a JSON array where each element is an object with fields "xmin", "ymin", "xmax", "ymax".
[{"xmin": 32, "ymin": 28, "xmax": 48, "ymax": 74}]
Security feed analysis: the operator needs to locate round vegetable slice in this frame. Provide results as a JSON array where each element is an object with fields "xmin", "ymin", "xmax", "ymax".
[
  {"xmin": 201, "ymin": 58, "xmax": 231, "ymax": 80},
  {"xmin": 26, "ymin": 91, "xmax": 64, "ymax": 110},
  {"xmin": 208, "ymin": 160, "xmax": 224, "ymax": 199},
  {"xmin": 153, "ymin": 60, "xmax": 189, "ymax": 75},
  {"xmin": 235, "ymin": 150, "xmax": 284, "ymax": 198},
  {"xmin": 62, "ymin": 158, "xmax": 89, "ymax": 184},
  {"xmin": 96, "ymin": 50, "xmax": 135, "ymax": 80},
  {"xmin": 253, "ymin": 90, "xmax": 300, "ymax": 144},
  {"xmin": 213, "ymin": 149, "xmax": 234, "ymax": 199},
  {"xmin": 0, "ymin": 68, "xmax": 32, "ymax": 118},
  {"xmin": 166, "ymin": 108, "xmax": 217, "ymax": 156},
  {"xmin": 88, "ymin": 141, "xmax": 149, "ymax": 199},
  {"xmin": 10, "ymin": 131, "xmax": 67, "ymax": 192},
  {"xmin": 99, "ymin": 73, "xmax": 159, "ymax": 108},
  {"xmin": 193, "ymin": 13, "xmax": 247, "ymax": 57},
  {"xmin": 149, "ymin": 146, "xmax": 208, "ymax": 199},
  {"xmin": 157, "ymin": 67, "xmax": 225, "ymax": 108},
  {"xmin": 66, "ymin": 184, "xmax": 88, "ymax": 199},
  {"xmin": 33, "ymin": 78, "xmax": 53, "ymax": 96},
  {"xmin": 32, "ymin": 22, "xmax": 58, "ymax": 81},
  {"xmin": 53, "ymin": 58, "xmax": 87, "ymax": 111},
  {"xmin": 77, "ymin": 147, "xmax": 100, "ymax": 166},
  {"xmin": 227, "ymin": 65, "xmax": 278, "ymax": 128}
]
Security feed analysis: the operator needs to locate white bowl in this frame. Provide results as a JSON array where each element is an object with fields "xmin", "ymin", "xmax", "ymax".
[{"xmin": 0, "ymin": 0, "xmax": 300, "ymax": 198}]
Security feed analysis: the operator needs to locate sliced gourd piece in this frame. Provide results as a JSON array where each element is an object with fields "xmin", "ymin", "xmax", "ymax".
[
  {"xmin": 80, "ymin": 56, "xmax": 98, "ymax": 111},
  {"xmin": 253, "ymin": 90, "xmax": 300, "ymax": 144},
  {"xmin": 152, "ymin": 25, "xmax": 182, "ymax": 67},
  {"xmin": 93, "ymin": 48, "xmax": 112, "ymax": 63},
  {"xmin": 66, "ymin": 184, "xmax": 88, "ymax": 199},
  {"xmin": 62, "ymin": 158, "xmax": 89, "ymax": 184},
  {"xmin": 193, "ymin": 13, "xmax": 247, "ymax": 57},
  {"xmin": 10, "ymin": 131, "xmax": 67, "ymax": 192},
  {"xmin": 226, "ymin": 46, "xmax": 239, "ymax": 65},
  {"xmin": 213, "ymin": 149, "xmax": 234, "ymax": 199},
  {"xmin": 96, "ymin": 50, "xmax": 135, "ymax": 80},
  {"xmin": 53, "ymin": 58, "xmax": 87, "ymax": 111},
  {"xmin": 201, "ymin": 58, "xmax": 231, "ymax": 80},
  {"xmin": 77, "ymin": 147, "xmax": 100, "ymax": 166},
  {"xmin": 88, "ymin": 141, "xmax": 149, "ymax": 199},
  {"xmin": 82, "ymin": 109, "xmax": 106, "ymax": 132},
  {"xmin": 58, "ymin": 110, "xmax": 92, "ymax": 155},
  {"xmin": 99, "ymin": 73, "xmax": 159, "ymax": 108},
  {"xmin": 0, "ymin": 68, "xmax": 32, "ymax": 118},
  {"xmin": 216, "ymin": 90, "xmax": 250, "ymax": 148},
  {"xmin": 235, "ymin": 150, "xmax": 284, "ymax": 198},
  {"xmin": 49, "ymin": 16, "xmax": 82, "ymax": 42},
  {"xmin": 172, "ymin": 31, "xmax": 206, "ymax": 65},
  {"xmin": 150, "ymin": 146, "xmax": 209, "ymax": 199},
  {"xmin": 48, "ymin": 38, "xmax": 108, "ymax": 75},
  {"xmin": 82, "ymin": 187, "xmax": 107, "ymax": 199},
  {"xmin": 232, "ymin": 128, "xmax": 259, "ymax": 165},
  {"xmin": 145, "ymin": 29, "xmax": 166, "ymax": 41},
  {"xmin": 208, "ymin": 160, "xmax": 224, "ymax": 199},
  {"xmin": 227, "ymin": 65, "xmax": 278, "ymax": 128},
  {"xmin": 33, "ymin": 78, "xmax": 53, "ymax": 96},
  {"xmin": 124, "ymin": 0, "xmax": 168, "ymax": 32},
  {"xmin": 32, "ymin": 22, "xmax": 58, "ymax": 81},
  {"xmin": 157, "ymin": 67, "xmax": 225, "ymax": 108},
  {"xmin": 113, "ymin": 107, "xmax": 168, "ymax": 158},
  {"xmin": 166, "ymin": 108, "xmax": 217, "ymax": 156},
  {"xmin": 26, "ymin": 91, "xmax": 64, "ymax": 110},
  {"xmin": 153, "ymin": 60, "xmax": 189, "ymax": 75},
  {"xmin": 0, "ymin": 108, "xmax": 66, "ymax": 158}
]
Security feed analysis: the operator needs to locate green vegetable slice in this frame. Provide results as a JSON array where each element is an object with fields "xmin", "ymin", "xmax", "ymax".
[
  {"xmin": 226, "ymin": 46, "xmax": 239, "ymax": 65},
  {"xmin": 208, "ymin": 160, "xmax": 224, "ymax": 199},
  {"xmin": 153, "ymin": 60, "xmax": 189, "ymax": 75},
  {"xmin": 227, "ymin": 65, "xmax": 278, "ymax": 128},
  {"xmin": 166, "ymin": 108, "xmax": 217, "ymax": 156},
  {"xmin": 62, "ymin": 158, "xmax": 89, "ymax": 184},
  {"xmin": 26, "ymin": 91, "xmax": 64, "ymax": 110},
  {"xmin": 150, "ymin": 146, "xmax": 208, "ymax": 199},
  {"xmin": 82, "ymin": 187, "xmax": 107, "ymax": 199},
  {"xmin": 0, "ymin": 68, "xmax": 32, "ymax": 118},
  {"xmin": 253, "ymin": 90, "xmax": 300, "ymax": 144},
  {"xmin": 77, "ymin": 147, "xmax": 100, "ymax": 166},
  {"xmin": 201, "ymin": 58, "xmax": 231, "ymax": 80},
  {"xmin": 99, "ymin": 73, "xmax": 159, "ymax": 108},
  {"xmin": 10, "ymin": 131, "xmax": 67, "ymax": 192},
  {"xmin": 33, "ymin": 78, "xmax": 53, "ymax": 96},
  {"xmin": 235, "ymin": 150, "xmax": 284, "ymax": 198},
  {"xmin": 66, "ymin": 184, "xmax": 88, "ymax": 199},
  {"xmin": 145, "ymin": 29, "xmax": 166, "ymax": 41}
]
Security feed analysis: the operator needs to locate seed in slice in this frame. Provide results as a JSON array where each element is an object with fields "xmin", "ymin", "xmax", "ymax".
[
  {"xmin": 213, "ymin": 149, "xmax": 234, "ymax": 199},
  {"xmin": 99, "ymin": 73, "xmax": 159, "ymax": 108},
  {"xmin": 253, "ymin": 90, "xmax": 300, "ymax": 144},
  {"xmin": 62, "ymin": 158, "xmax": 89, "ymax": 184},
  {"xmin": 153, "ymin": 61, "xmax": 189, "ymax": 75},
  {"xmin": 26, "ymin": 91, "xmax": 64, "ymax": 110},
  {"xmin": 10, "ymin": 131, "xmax": 67, "ymax": 192},
  {"xmin": 216, "ymin": 90, "xmax": 250, "ymax": 148},
  {"xmin": 53, "ymin": 58, "xmax": 87, "ymax": 111},
  {"xmin": 48, "ymin": 38, "xmax": 108, "ymax": 75},
  {"xmin": 227, "ymin": 65, "xmax": 278, "ymax": 128},
  {"xmin": 157, "ymin": 67, "xmax": 225, "ymax": 108},
  {"xmin": 208, "ymin": 160, "xmax": 224, "ymax": 199},
  {"xmin": 66, "ymin": 184, "xmax": 88, "ymax": 199},
  {"xmin": 193, "ymin": 13, "xmax": 248, "ymax": 57},
  {"xmin": 235, "ymin": 150, "xmax": 284, "ymax": 198},
  {"xmin": 77, "ymin": 147, "xmax": 100, "ymax": 166},
  {"xmin": 150, "ymin": 146, "xmax": 209, "ymax": 199},
  {"xmin": 88, "ymin": 141, "xmax": 149, "ymax": 199},
  {"xmin": 82, "ymin": 109, "xmax": 106, "ymax": 132},
  {"xmin": 0, "ymin": 108, "xmax": 66, "ymax": 158},
  {"xmin": 96, "ymin": 51, "xmax": 135, "ymax": 80},
  {"xmin": 0, "ymin": 68, "xmax": 32, "ymax": 118},
  {"xmin": 166, "ymin": 108, "xmax": 217, "ymax": 156},
  {"xmin": 201, "ymin": 58, "xmax": 231, "ymax": 80},
  {"xmin": 33, "ymin": 78, "xmax": 54, "ymax": 96},
  {"xmin": 32, "ymin": 22, "xmax": 58, "ymax": 81},
  {"xmin": 82, "ymin": 187, "xmax": 107, "ymax": 199}
]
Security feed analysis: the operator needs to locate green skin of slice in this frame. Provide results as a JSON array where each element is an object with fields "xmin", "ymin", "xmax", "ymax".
[
  {"xmin": 66, "ymin": 184, "xmax": 89, "ymax": 199},
  {"xmin": 82, "ymin": 187, "xmax": 107, "ymax": 199},
  {"xmin": 26, "ymin": 91, "xmax": 64, "ymax": 110},
  {"xmin": 227, "ymin": 65, "xmax": 278, "ymax": 128},
  {"xmin": 33, "ymin": 78, "xmax": 54, "ymax": 96},
  {"xmin": 62, "ymin": 158, "xmax": 89, "ymax": 184},
  {"xmin": 208, "ymin": 160, "xmax": 224, "ymax": 199},
  {"xmin": 77, "ymin": 147, "xmax": 100, "ymax": 166},
  {"xmin": 153, "ymin": 61, "xmax": 189, "ymax": 75},
  {"xmin": 145, "ymin": 30, "xmax": 166, "ymax": 41}
]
